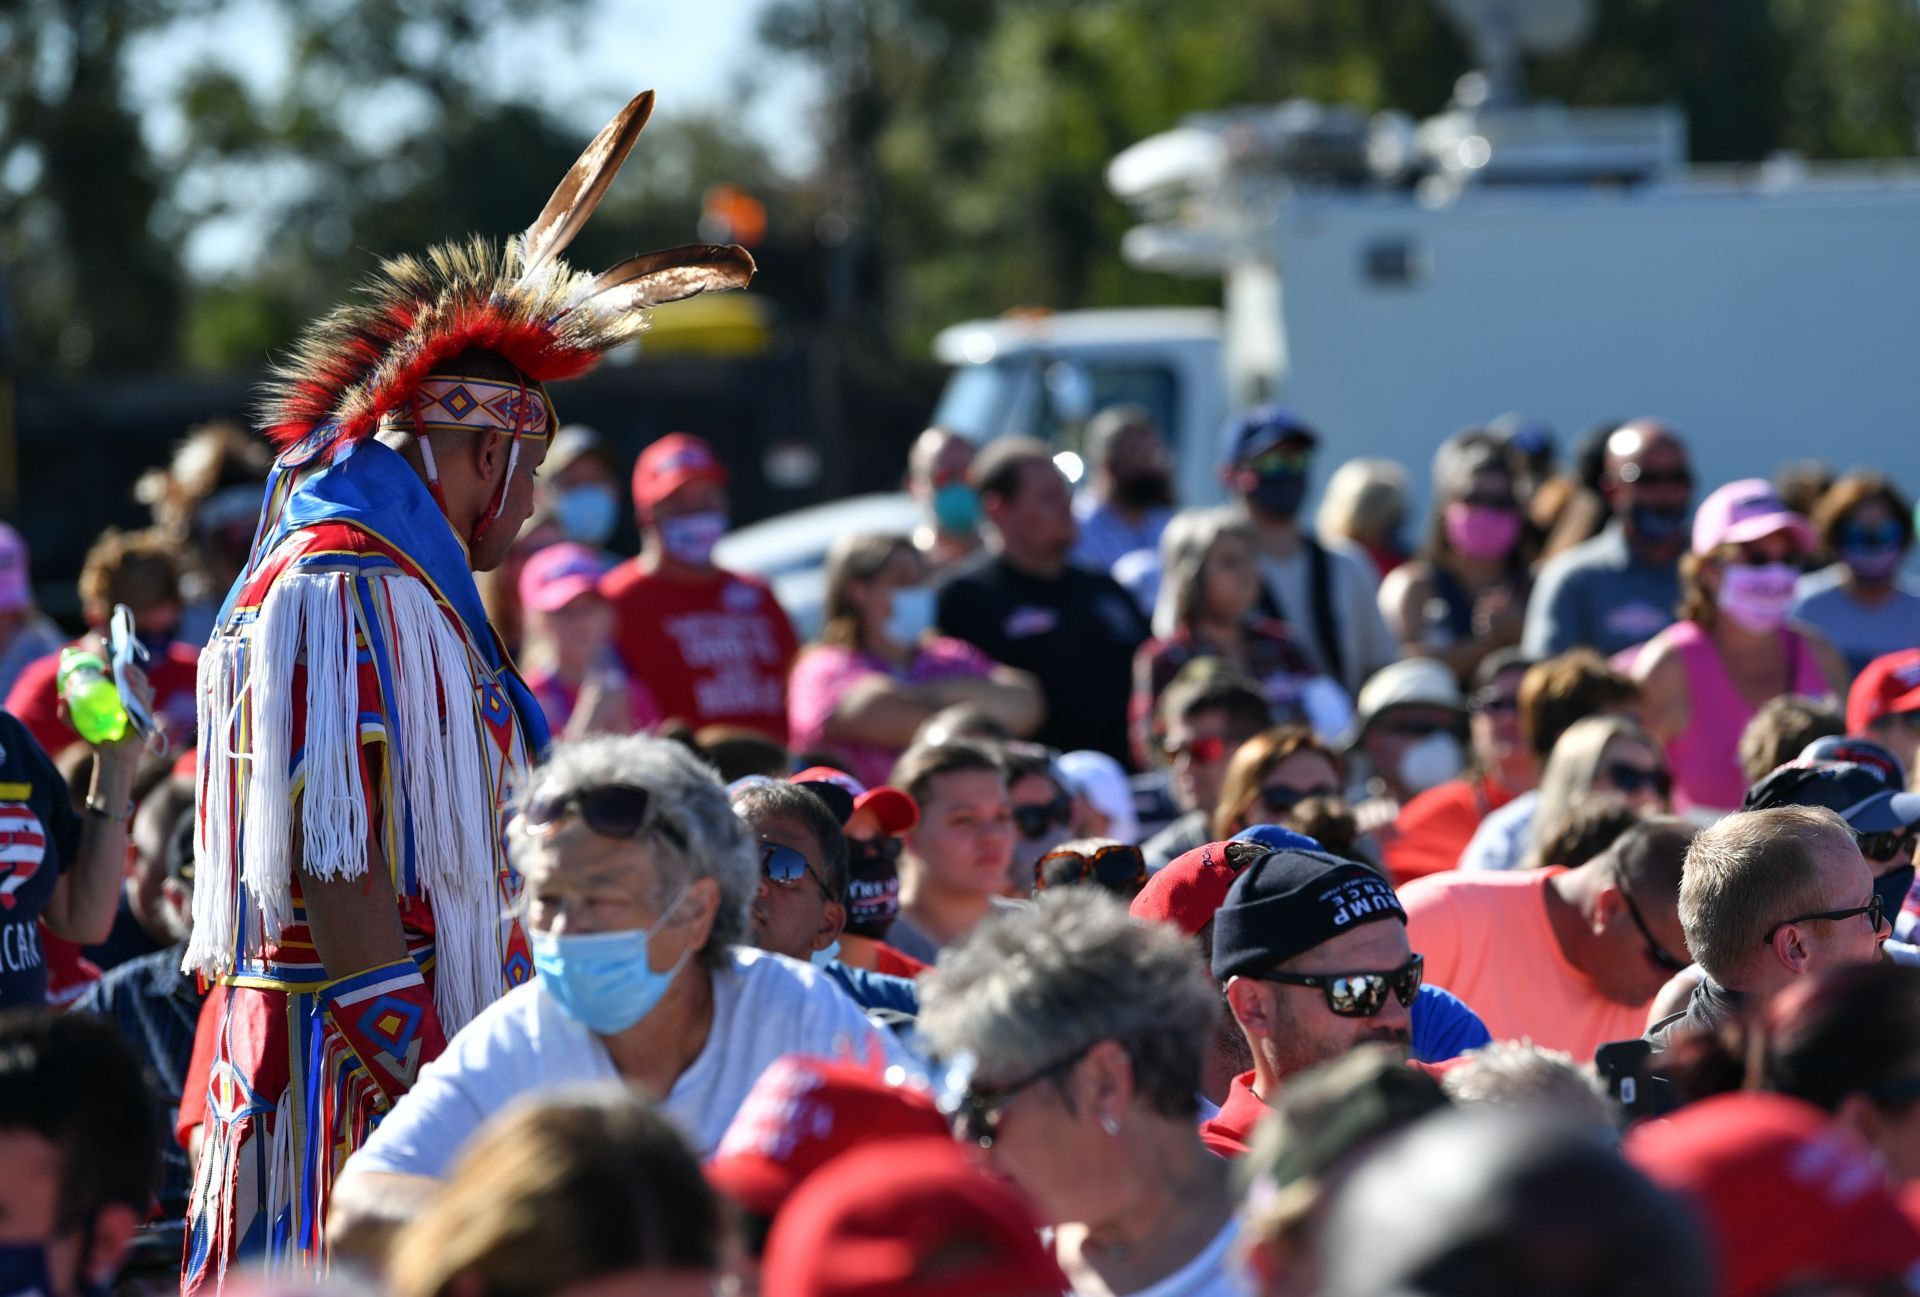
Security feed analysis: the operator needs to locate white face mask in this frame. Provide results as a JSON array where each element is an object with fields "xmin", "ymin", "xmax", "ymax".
[
  {"xmin": 886, "ymin": 585, "xmax": 936, "ymax": 646},
  {"xmin": 1398, "ymin": 731, "xmax": 1465, "ymax": 794}
]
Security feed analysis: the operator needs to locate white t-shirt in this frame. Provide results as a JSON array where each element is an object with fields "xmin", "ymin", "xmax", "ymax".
[
  {"xmin": 1069, "ymin": 1215, "xmax": 1253, "ymax": 1297},
  {"xmin": 350, "ymin": 947, "xmax": 911, "ymax": 1177}
]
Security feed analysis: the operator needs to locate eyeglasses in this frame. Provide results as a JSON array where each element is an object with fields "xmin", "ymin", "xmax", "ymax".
[
  {"xmin": 1611, "ymin": 862, "xmax": 1690, "ymax": 973},
  {"xmin": 1468, "ymin": 689, "xmax": 1520, "ymax": 717},
  {"xmin": 1165, "ymin": 735, "xmax": 1227, "ymax": 765},
  {"xmin": 1011, "ymin": 797, "xmax": 1074, "ymax": 840},
  {"xmin": 760, "ymin": 841, "xmax": 837, "ymax": 900},
  {"xmin": 1255, "ymin": 954, "xmax": 1424, "ymax": 1018},
  {"xmin": 520, "ymin": 783, "xmax": 688, "ymax": 850},
  {"xmin": 1257, "ymin": 783, "xmax": 1340, "ymax": 815},
  {"xmin": 1617, "ymin": 466, "xmax": 1694, "ymax": 489},
  {"xmin": 950, "ymin": 1043, "xmax": 1095, "ymax": 1148},
  {"xmin": 1763, "ymin": 894, "xmax": 1885, "ymax": 945},
  {"xmin": 1035, "ymin": 844, "xmax": 1147, "ymax": 894},
  {"xmin": 1858, "ymin": 828, "xmax": 1917, "ymax": 865},
  {"xmin": 1602, "ymin": 762, "xmax": 1672, "ymax": 799}
]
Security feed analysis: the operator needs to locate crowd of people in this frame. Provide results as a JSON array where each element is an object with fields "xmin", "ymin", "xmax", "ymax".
[{"xmin": 9, "ymin": 94, "xmax": 1920, "ymax": 1297}]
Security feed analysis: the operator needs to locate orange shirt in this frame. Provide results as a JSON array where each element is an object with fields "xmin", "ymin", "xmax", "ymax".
[
  {"xmin": 1378, "ymin": 775, "xmax": 1520, "ymax": 887},
  {"xmin": 1399, "ymin": 867, "xmax": 1651, "ymax": 1062}
]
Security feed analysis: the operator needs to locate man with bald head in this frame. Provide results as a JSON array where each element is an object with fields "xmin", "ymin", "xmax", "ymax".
[{"xmin": 1523, "ymin": 420, "xmax": 1694, "ymax": 657}]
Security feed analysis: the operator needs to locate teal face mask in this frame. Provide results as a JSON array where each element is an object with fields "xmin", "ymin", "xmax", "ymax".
[
  {"xmin": 530, "ymin": 885, "xmax": 693, "ymax": 1035},
  {"xmin": 933, "ymin": 482, "xmax": 981, "ymax": 534}
]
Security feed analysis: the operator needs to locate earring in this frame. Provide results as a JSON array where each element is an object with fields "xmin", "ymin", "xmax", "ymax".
[{"xmin": 1099, "ymin": 1112, "xmax": 1122, "ymax": 1137}]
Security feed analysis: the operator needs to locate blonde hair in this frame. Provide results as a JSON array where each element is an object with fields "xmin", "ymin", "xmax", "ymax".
[
  {"xmin": 1317, "ymin": 457, "xmax": 1409, "ymax": 547},
  {"xmin": 1680, "ymin": 806, "xmax": 1853, "ymax": 984},
  {"xmin": 1523, "ymin": 715, "xmax": 1659, "ymax": 869},
  {"xmin": 388, "ymin": 1086, "xmax": 720, "ymax": 1297}
]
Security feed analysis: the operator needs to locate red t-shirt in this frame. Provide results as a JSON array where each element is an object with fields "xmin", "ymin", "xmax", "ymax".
[
  {"xmin": 600, "ymin": 561, "xmax": 798, "ymax": 743},
  {"xmin": 1378, "ymin": 775, "xmax": 1522, "ymax": 887},
  {"xmin": 4, "ymin": 640, "xmax": 201, "ymax": 760},
  {"xmin": 870, "ymin": 941, "xmax": 930, "ymax": 979},
  {"xmin": 1199, "ymin": 1070, "xmax": 1271, "ymax": 1158}
]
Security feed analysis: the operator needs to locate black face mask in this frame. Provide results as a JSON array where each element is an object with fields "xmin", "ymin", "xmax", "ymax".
[
  {"xmin": 842, "ymin": 839, "xmax": 903, "ymax": 940},
  {"xmin": 1628, "ymin": 503, "xmax": 1688, "ymax": 546},
  {"xmin": 1874, "ymin": 864, "xmax": 1914, "ymax": 933},
  {"xmin": 1249, "ymin": 470, "xmax": 1308, "ymax": 519},
  {"xmin": 1112, "ymin": 470, "xmax": 1173, "ymax": 510}
]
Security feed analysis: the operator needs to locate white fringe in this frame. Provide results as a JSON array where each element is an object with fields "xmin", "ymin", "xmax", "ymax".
[{"xmin": 185, "ymin": 568, "xmax": 509, "ymax": 1037}]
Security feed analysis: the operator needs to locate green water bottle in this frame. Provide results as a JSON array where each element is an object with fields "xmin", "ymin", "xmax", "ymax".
[{"xmin": 57, "ymin": 648, "xmax": 128, "ymax": 745}]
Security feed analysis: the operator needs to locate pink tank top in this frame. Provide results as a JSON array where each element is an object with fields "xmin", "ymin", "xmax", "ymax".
[{"xmin": 1661, "ymin": 620, "xmax": 1829, "ymax": 813}]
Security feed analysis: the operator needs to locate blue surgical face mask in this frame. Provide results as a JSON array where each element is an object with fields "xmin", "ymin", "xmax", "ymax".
[
  {"xmin": 932, "ymin": 482, "xmax": 981, "ymax": 535},
  {"xmin": 808, "ymin": 938, "xmax": 842, "ymax": 968},
  {"xmin": 1629, "ymin": 503, "xmax": 1689, "ymax": 546},
  {"xmin": 657, "ymin": 510, "xmax": 727, "ymax": 568},
  {"xmin": 555, "ymin": 484, "xmax": 620, "ymax": 547},
  {"xmin": 530, "ymin": 885, "xmax": 693, "ymax": 1035},
  {"xmin": 886, "ymin": 585, "xmax": 935, "ymax": 646}
]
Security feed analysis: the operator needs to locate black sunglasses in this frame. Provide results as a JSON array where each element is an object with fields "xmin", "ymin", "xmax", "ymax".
[
  {"xmin": 1256, "ymin": 954, "xmax": 1424, "ymax": 1018},
  {"xmin": 521, "ymin": 783, "xmax": 688, "ymax": 850},
  {"xmin": 1859, "ymin": 828, "xmax": 1917, "ymax": 865},
  {"xmin": 760, "ymin": 841, "xmax": 837, "ymax": 901},
  {"xmin": 1035, "ymin": 844, "xmax": 1147, "ymax": 895},
  {"xmin": 1764, "ymin": 894, "xmax": 1884, "ymax": 945},
  {"xmin": 1603, "ymin": 762, "xmax": 1672, "ymax": 799},
  {"xmin": 848, "ymin": 835, "xmax": 904, "ymax": 867},
  {"xmin": 950, "ymin": 1042, "xmax": 1095, "ymax": 1148},
  {"xmin": 1612, "ymin": 862, "xmax": 1690, "ymax": 973},
  {"xmin": 1618, "ymin": 466, "xmax": 1694, "ymax": 489},
  {"xmin": 1012, "ymin": 797, "xmax": 1074, "ymax": 840},
  {"xmin": 1258, "ymin": 783, "xmax": 1340, "ymax": 814}
]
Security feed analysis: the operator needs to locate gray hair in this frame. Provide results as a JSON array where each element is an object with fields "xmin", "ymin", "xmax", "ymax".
[
  {"xmin": 730, "ymin": 780, "xmax": 849, "ymax": 902},
  {"xmin": 1151, "ymin": 506, "xmax": 1255, "ymax": 640},
  {"xmin": 510, "ymin": 735, "xmax": 755, "ymax": 964},
  {"xmin": 1441, "ymin": 1041, "xmax": 1618, "ymax": 1136},
  {"xmin": 919, "ymin": 889, "xmax": 1217, "ymax": 1119}
]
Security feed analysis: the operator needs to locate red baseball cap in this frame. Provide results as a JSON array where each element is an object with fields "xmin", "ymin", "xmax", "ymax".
[
  {"xmin": 1849, "ymin": 648, "xmax": 1920, "ymax": 734},
  {"xmin": 631, "ymin": 431, "xmax": 727, "ymax": 517},
  {"xmin": 517, "ymin": 542, "xmax": 607, "ymax": 613},
  {"xmin": 1128, "ymin": 840, "xmax": 1252, "ymax": 938},
  {"xmin": 1626, "ymin": 1092, "xmax": 1920, "ymax": 1297},
  {"xmin": 704, "ymin": 1055, "xmax": 948, "ymax": 1220},
  {"xmin": 762, "ymin": 1136, "xmax": 1067, "ymax": 1297},
  {"xmin": 791, "ymin": 766, "xmax": 920, "ymax": 835}
]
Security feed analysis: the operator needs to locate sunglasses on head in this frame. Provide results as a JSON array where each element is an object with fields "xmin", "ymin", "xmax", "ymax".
[
  {"xmin": 1603, "ymin": 762, "xmax": 1672, "ymax": 799},
  {"xmin": 760, "ymin": 841, "xmax": 837, "ymax": 900},
  {"xmin": 1034, "ymin": 843, "xmax": 1147, "ymax": 895},
  {"xmin": 1256, "ymin": 954, "xmax": 1424, "ymax": 1019},
  {"xmin": 1012, "ymin": 797, "xmax": 1074, "ymax": 840},
  {"xmin": 1764, "ymin": 894, "xmax": 1885, "ymax": 945},
  {"xmin": 1165, "ymin": 735, "xmax": 1228, "ymax": 765},
  {"xmin": 1257, "ymin": 783, "xmax": 1340, "ymax": 815},
  {"xmin": 1859, "ymin": 828, "xmax": 1917, "ymax": 865},
  {"xmin": 521, "ymin": 783, "xmax": 688, "ymax": 850},
  {"xmin": 950, "ymin": 1042, "xmax": 1095, "ymax": 1149}
]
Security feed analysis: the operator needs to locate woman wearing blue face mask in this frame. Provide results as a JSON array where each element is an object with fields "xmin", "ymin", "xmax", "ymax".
[
  {"xmin": 330, "ymin": 735, "xmax": 910, "ymax": 1242},
  {"xmin": 1792, "ymin": 472, "xmax": 1920, "ymax": 680},
  {"xmin": 788, "ymin": 532, "xmax": 1043, "ymax": 788}
]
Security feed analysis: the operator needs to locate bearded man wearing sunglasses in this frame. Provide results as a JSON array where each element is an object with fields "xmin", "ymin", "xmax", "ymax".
[
  {"xmin": 330, "ymin": 736, "xmax": 907, "ymax": 1250},
  {"xmin": 1203, "ymin": 847, "xmax": 1428, "ymax": 1158}
]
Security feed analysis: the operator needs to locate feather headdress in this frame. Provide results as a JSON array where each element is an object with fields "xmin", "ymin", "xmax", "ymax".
[{"xmin": 262, "ymin": 90, "xmax": 755, "ymax": 465}]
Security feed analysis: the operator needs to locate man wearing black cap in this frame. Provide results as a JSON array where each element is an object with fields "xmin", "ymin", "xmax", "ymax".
[
  {"xmin": 1203, "ymin": 847, "xmax": 1423, "ymax": 1157},
  {"xmin": 1221, "ymin": 407, "xmax": 1395, "ymax": 696}
]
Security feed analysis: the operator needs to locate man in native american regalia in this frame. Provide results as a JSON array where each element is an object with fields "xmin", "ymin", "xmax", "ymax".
[{"xmin": 177, "ymin": 90, "xmax": 752, "ymax": 1291}]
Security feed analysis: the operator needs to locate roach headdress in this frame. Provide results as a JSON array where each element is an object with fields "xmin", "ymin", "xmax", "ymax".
[{"xmin": 261, "ymin": 89, "xmax": 754, "ymax": 467}]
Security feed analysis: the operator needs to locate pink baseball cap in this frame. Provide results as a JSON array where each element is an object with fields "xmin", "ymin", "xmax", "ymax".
[
  {"xmin": 0, "ymin": 523, "xmax": 30, "ymax": 612},
  {"xmin": 1691, "ymin": 478, "xmax": 1814, "ymax": 556},
  {"xmin": 518, "ymin": 542, "xmax": 607, "ymax": 613}
]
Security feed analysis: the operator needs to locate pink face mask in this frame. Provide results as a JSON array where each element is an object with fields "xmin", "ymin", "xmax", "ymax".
[
  {"xmin": 1444, "ymin": 503, "xmax": 1522, "ymax": 561},
  {"xmin": 1718, "ymin": 562, "xmax": 1799, "ymax": 633}
]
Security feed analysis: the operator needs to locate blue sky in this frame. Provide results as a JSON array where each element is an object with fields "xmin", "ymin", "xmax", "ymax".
[{"xmin": 122, "ymin": 0, "xmax": 818, "ymax": 276}]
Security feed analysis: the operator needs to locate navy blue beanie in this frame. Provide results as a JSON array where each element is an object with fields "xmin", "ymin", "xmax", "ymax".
[{"xmin": 1210, "ymin": 848, "xmax": 1405, "ymax": 981}]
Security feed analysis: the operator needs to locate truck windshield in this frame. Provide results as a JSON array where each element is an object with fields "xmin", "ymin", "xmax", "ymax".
[
  {"xmin": 933, "ymin": 357, "xmax": 1180, "ymax": 451},
  {"xmin": 930, "ymin": 362, "xmax": 1023, "ymax": 442}
]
